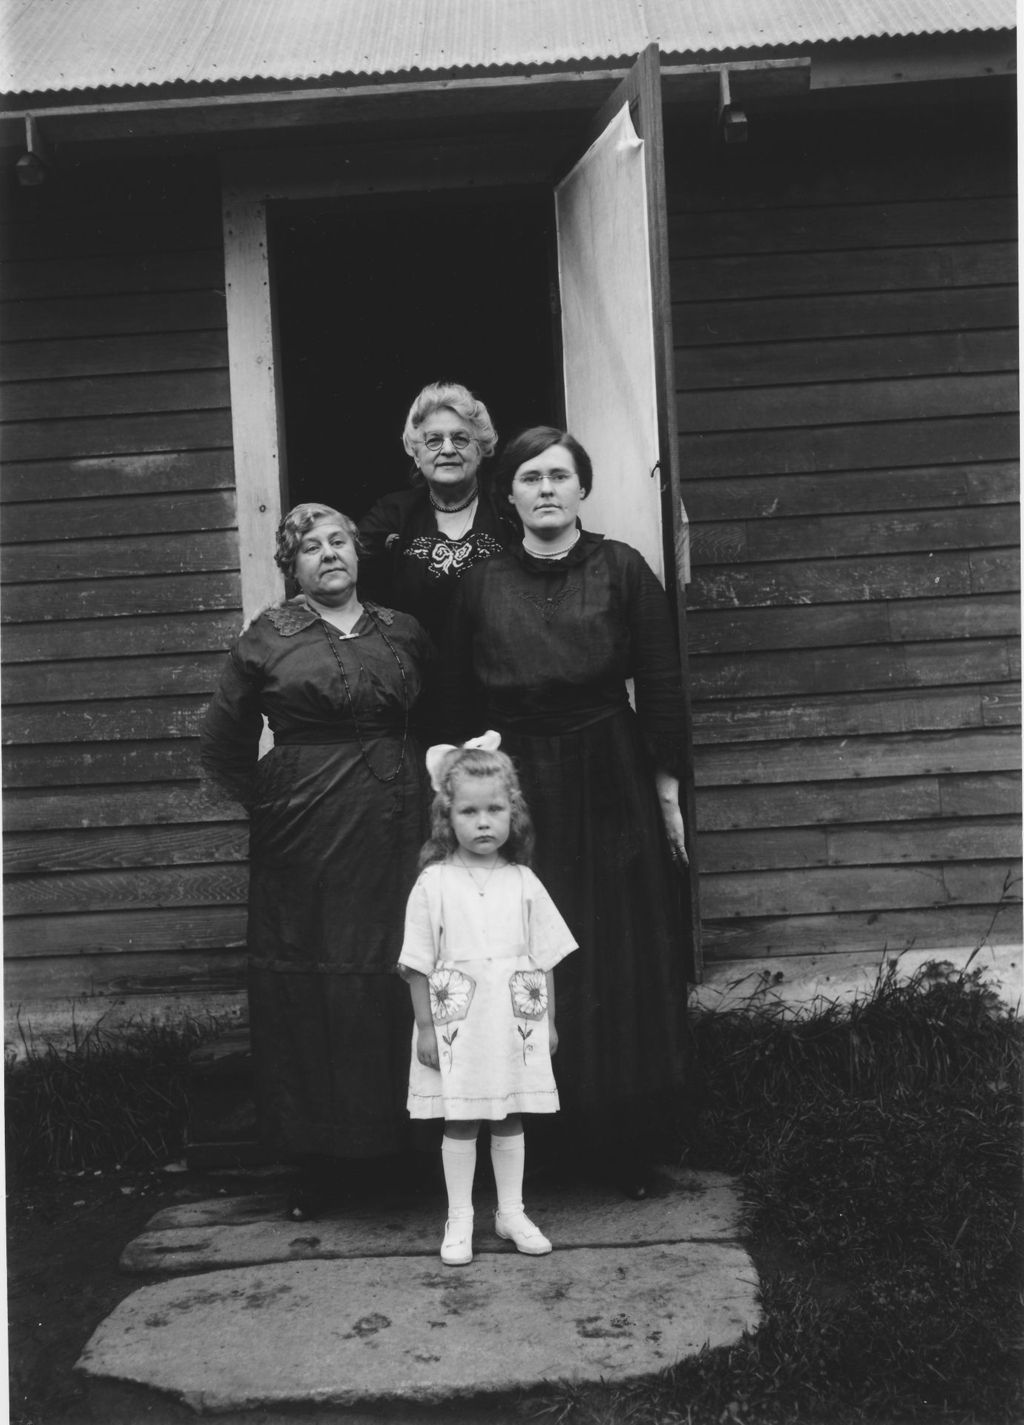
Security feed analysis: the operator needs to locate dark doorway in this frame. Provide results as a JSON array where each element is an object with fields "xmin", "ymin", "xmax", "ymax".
[{"xmin": 271, "ymin": 192, "xmax": 558, "ymax": 520}]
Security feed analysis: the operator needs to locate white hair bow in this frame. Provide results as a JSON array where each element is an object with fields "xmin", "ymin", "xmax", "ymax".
[{"xmin": 425, "ymin": 730, "xmax": 502, "ymax": 791}]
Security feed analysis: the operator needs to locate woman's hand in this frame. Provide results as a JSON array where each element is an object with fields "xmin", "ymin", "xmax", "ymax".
[
  {"xmin": 549, "ymin": 1020, "xmax": 559, "ymax": 1056},
  {"xmin": 416, "ymin": 1023, "xmax": 440, "ymax": 1070},
  {"xmin": 655, "ymin": 767, "xmax": 689, "ymax": 868}
]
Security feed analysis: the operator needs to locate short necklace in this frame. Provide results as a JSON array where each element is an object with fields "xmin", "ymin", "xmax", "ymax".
[
  {"xmin": 523, "ymin": 531, "xmax": 581, "ymax": 560},
  {"xmin": 316, "ymin": 607, "xmax": 409, "ymax": 784},
  {"xmin": 455, "ymin": 852, "xmax": 502, "ymax": 896},
  {"xmin": 429, "ymin": 485, "xmax": 478, "ymax": 514}
]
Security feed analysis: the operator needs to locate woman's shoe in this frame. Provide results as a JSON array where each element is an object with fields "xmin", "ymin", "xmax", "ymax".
[
  {"xmin": 440, "ymin": 1216, "xmax": 474, "ymax": 1266},
  {"xmin": 494, "ymin": 1210, "xmax": 552, "ymax": 1255}
]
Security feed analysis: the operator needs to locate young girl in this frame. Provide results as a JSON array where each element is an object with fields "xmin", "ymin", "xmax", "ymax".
[{"xmin": 398, "ymin": 733, "xmax": 576, "ymax": 1266}]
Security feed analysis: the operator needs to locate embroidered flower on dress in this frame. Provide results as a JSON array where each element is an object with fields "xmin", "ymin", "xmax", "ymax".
[
  {"xmin": 428, "ymin": 967, "xmax": 475, "ymax": 1024},
  {"xmin": 509, "ymin": 970, "xmax": 548, "ymax": 1020}
]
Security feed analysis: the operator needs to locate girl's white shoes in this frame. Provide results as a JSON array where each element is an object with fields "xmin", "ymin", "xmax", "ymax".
[
  {"xmin": 494, "ymin": 1209, "xmax": 552, "ymax": 1255},
  {"xmin": 441, "ymin": 1211, "xmax": 552, "ymax": 1262},
  {"xmin": 440, "ymin": 1216, "xmax": 474, "ymax": 1266}
]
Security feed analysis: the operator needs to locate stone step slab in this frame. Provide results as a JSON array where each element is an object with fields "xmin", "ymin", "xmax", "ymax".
[
  {"xmin": 121, "ymin": 1169, "xmax": 745, "ymax": 1275},
  {"xmin": 78, "ymin": 1243, "xmax": 760, "ymax": 1411}
]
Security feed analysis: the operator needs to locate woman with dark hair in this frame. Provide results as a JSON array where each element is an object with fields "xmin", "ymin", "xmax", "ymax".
[
  {"xmin": 200, "ymin": 502, "xmax": 432, "ymax": 1219},
  {"xmin": 358, "ymin": 381, "xmax": 512, "ymax": 641},
  {"xmin": 439, "ymin": 427, "xmax": 690, "ymax": 1196}
]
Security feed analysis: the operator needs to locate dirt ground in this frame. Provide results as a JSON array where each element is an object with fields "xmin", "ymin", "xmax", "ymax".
[{"xmin": 6, "ymin": 1165, "xmax": 536, "ymax": 1425}]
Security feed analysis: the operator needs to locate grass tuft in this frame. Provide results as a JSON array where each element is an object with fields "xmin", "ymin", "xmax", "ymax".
[
  {"xmin": 537, "ymin": 962, "xmax": 1024, "ymax": 1424},
  {"xmin": 5, "ymin": 1014, "xmax": 227, "ymax": 1182}
]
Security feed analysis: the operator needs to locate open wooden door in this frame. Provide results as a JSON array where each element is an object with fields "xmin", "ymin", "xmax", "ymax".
[{"xmin": 553, "ymin": 44, "xmax": 702, "ymax": 977}]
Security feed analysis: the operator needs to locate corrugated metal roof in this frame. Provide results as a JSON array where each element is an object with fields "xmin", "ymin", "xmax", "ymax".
[{"xmin": 1, "ymin": 0, "xmax": 1015, "ymax": 96}]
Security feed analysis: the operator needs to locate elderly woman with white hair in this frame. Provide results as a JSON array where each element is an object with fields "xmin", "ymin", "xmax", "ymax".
[
  {"xmin": 201, "ymin": 502, "xmax": 432, "ymax": 1220},
  {"xmin": 358, "ymin": 381, "xmax": 511, "ymax": 640}
]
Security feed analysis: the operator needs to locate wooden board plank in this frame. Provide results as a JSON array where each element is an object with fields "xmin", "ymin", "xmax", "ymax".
[
  {"xmin": 670, "ymin": 196, "xmax": 1018, "ymax": 257},
  {"xmin": 694, "ymin": 773, "xmax": 1023, "ymax": 833},
  {"xmin": 700, "ymin": 859, "xmax": 1021, "ymax": 920},
  {"xmin": 2, "ymin": 409, "xmax": 233, "ymax": 462},
  {"xmin": 3, "ymin": 250, "xmax": 223, "ymax": 301},
  {"xmin": 3, "ymin": 741, "xmax": 201, "ymax": 789},
  {"xmin": 692, "ymin": 689, "xmax": 987, "ymax": 745},
  {"xmin": 4, "ymin": 654, "xmax": 224, "ymax": 705},
  {"xmin": 0, "ymin": 291, "xmax": 228, "ymax": 341},
  {"xmin": 666, "ymin": 125, "xmax": 1015, "ymax": 212},
  {"xmin": 671, "ymin": 242, "xmax": 1017, "ymax": 302},
  {"xmin": 688, "ymin": 601, "xmax": 890, "ymax": 654},
  {"xmin": 700, "ymin": 827, "xmax": 829, "ymax": 873},
  {"xmin": 4, "ymin": 822, "xmax": 249, "ymax": 874},
  {"xmin": 679, "ymin": 465, "xmax": 1020, "ymax": 521},
  {"xmin": 3, "ymin": 698, "xmax": 211, "ymax": 745},
  {"xmin": 939, "ymin": 772, "xmax": 1024, "ymax": 817},
  {"xmin": 3, "ymin": 948, "xmax": 247, "ymax": 1002},
  {"xmin": 694, "ymin": 729, "xmax": 1021, "ymax": 787},
  {"xmin": 0, "ymin": 210, "xmax": 223, "ymax": 263},
  {"xmin": 1, "ymin": 450, "xmax": 236, "ymax": 504},
  {"xmin": 971, "ymin": 549, "xmax": 1022, "ymax": 594},
  {"xmin": 0, "ymin": 331, "xmax": 227, "ymax": 384},
  {"xmin": 680, "ymin": 413, "xmax": 1020, "ymax": 479},
  {"xmin": 981, "ymin": 684, "xmax": 1022, "ymax": 727},
  {"xmin": 3, "ymin": 782, "xmax": 246, "ymax": 832},
  {"xmin": 692, "ymin": 506, "xmax": 1014, "ymax": 565},
  {"xmin": 687, "ymin": 595, "xmax": 1019, "ymax": 655},
  {"xmin": 4, "ymin": 863, "xmax": 249, "ymax": 917},
  {"xmin": 691, "ymin": 640, "xmax": 1014, "ymax": 702},
  {"xmin": 3, "ymin": 491, "xmax": 237, "ymax": 544},
  {"xmin": 2, "ymin": 611, "xmax": 239, "ymax": 662},
  {"xmin": 699, "ymin": 818, "xmax": 1021, "ymax": 874},
  {"xmin": 689, "ymin": 551, "xmax": 977, "ymax": 608},
  {"xmin": 701, "ymin": 903, "xmax": 1022, "ymax": 960},
  {"xmin": 3, "ymin": 907, "xmax": 248, "ymax": 959},
  {"xmin": 676, "ymin": 329, "xmax": 1019, "ymax": 391},
  {"xmin": 827, "ymin": 818, "xmax": 1021, "ymax": 867},
  {"xmin": 1, "ymin": 530, "xmax": 238, "ymax": 583},
  {"xmin": 1, "ymin": 572, "xmax": 241, "ymax": 623},
  {"xmin": 673, "ymin": 286, "xmax": 1017, "ymax": 347},
  {"xmin": 3, "ymin": 370, "xmax": 232, "ymax": 422},
  {"xmin": 888, "ymin": 595, "xmax": 1020, "ymax": 642},
  {"xmin": 680, "ymin": 373, "xmax": 1018, "ymax": 434}
]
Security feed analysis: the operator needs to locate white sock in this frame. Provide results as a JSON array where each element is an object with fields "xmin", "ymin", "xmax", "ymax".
[
  {"xmin": 441, "ymin": 1134, "xmax": 477, "ymax": 1221},
  {"xmin": 491, "ymin": 1131, "xmax": 526, "ymax": 1217}
]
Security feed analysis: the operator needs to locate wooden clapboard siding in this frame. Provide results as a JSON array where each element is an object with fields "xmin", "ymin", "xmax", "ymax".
[
  {"xmin": 0, "ymin": 156, "xmax": 247, "ymax": 1032},
  {"xmin": 666, "ymin": 99, "xmax": 1021, "ymax": 964}
]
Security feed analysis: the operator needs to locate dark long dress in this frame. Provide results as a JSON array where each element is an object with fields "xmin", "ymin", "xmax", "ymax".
[
  {"xmin": 358, "ymin": 486, "xmax": 509, "ymax": 641},
  {"xmin": 200, "ymin": 598, "xmax": 431, "ymax": 1160},
  {"xmin": 440, "ymin": 532, "xmax": 689, "ymax": 1151}
]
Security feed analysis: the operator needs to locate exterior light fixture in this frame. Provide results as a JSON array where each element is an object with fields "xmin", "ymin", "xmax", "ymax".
[
  {"xmin": 16, "ymin": 115, "xmax": 49, "ymax": 186},
  {"xmin": 717, "ymin": 69, "xmax": 748, "ymax": 144}
]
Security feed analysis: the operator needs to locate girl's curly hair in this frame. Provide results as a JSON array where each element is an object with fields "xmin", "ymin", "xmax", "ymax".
[{"xmin": 419, "ymin": 747, "xmax": 534, "ymax": 870}]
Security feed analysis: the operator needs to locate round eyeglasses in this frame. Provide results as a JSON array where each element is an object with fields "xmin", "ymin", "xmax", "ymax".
[{"xmin": 421, "ymin": 432, "xmax": 474, "ymax": 452}]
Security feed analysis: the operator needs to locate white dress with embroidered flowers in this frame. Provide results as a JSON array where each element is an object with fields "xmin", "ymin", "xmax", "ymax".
[{"xmin": 398, "ymin": 861, "xmax": 577, "ymax": 1120}]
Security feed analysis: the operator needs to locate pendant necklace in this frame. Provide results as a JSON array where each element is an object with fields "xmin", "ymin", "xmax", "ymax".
[
  {"xmin": 316, "ymin": 607, "xmax": 409, "ymax": 784},
  {"xmin": 455, "ymin": 852, "xmax": 501, "ymax": 896}
]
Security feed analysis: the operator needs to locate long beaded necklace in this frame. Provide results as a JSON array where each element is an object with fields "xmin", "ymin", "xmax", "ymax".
[{"xmin": 316, "ymin": 607, "xmax": 409, "ymax": 784}]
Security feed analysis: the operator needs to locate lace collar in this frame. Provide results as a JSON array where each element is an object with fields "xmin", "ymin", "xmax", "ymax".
[{"xmin": 264, "ymin": 597, "xmax": 395, "ymax": 637}]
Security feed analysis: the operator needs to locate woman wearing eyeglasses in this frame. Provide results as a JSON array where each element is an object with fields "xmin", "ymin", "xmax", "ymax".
[{"xmin": 358, "ymin": 382, "xmax": 512, "ymax": 641}]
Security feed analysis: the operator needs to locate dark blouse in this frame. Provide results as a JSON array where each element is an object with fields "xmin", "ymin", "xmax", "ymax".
[
  {"xmin": 358, "ymin": 485, "xmax": 510, "ymax": 640},
  {"xmin": 440, "ymin": 532, "xmax": 684, "ymax": 774},
  {"xmin": 200, "ymin": 598, "xmax": 431, "ymax": 807}
]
